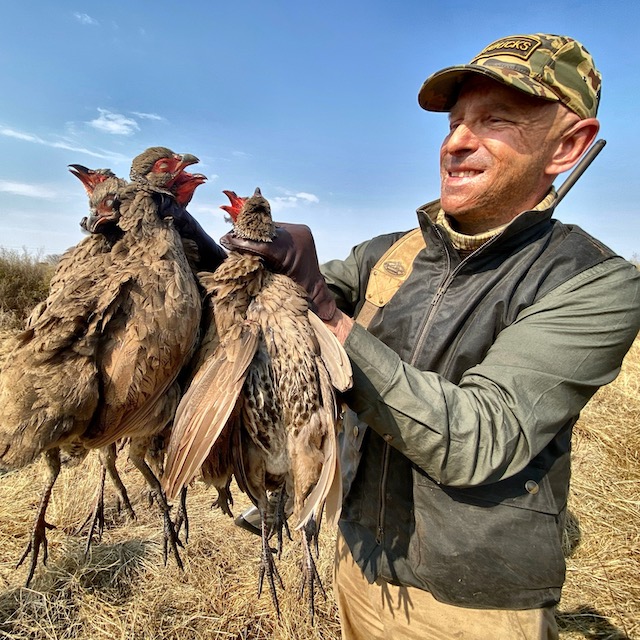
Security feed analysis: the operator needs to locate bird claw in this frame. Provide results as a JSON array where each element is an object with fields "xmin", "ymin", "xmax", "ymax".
[
  {"xmin": 173, "ymin": 487, "xmax": 189, "ymax": 544},
  {"xmin": 298, "ymin": 520, "xmax": 326, "ymax": 624},
  {"xmin": 257, "ymin": 517, "xmax": 285, "ymax": 617},
  {"xmin": 265, "ymin": 488, "xmax": 292, "ymax": 559},
  {"xmin": 161, "ymin": 509, "xmax": 184, "ymax": 571},
  {"xmin": 16, "ymin": 519, "xmax": 55, "ymax": 586}
]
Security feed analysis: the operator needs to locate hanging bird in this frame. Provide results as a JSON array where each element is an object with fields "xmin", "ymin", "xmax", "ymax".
[
  {"xmin": 67, "ymin": 165, "xmax": 138, "ymax": 547},
  {"xmin": 0, "ymin": 148, "xmax": 202, "ymax": 584},
  {"xmin": 162, "ymin": 187, "xmax": 352, "ymax": 620},
  {"xmin": 72, "ymin": 161, "xmax": 210, "ymax": 550}
]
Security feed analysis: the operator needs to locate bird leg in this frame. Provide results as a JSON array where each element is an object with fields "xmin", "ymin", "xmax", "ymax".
[
  {"xmin": 80, "ymin": 460, "xmax": 106, "ymax": 555},
  {"xmin": 16, "ymin": 448, "xmax": 61, "ymax": 586},
  {"xmin": 299, "ymin": 517, "xmax": 326, "ymax": 625},
  {"xmin": 128, "ymin": 440, "xmax": 184, "ymax": 570},
  {"xmin": 102, "ymin": 443, "xmax": 136, "ymax": 520},
  {"xmin": 173, "ymin": 486, "xmax": 189, "ymax": 543},
  {"xmin": 77, "ymin": 444, "xmax": 136, "ymax": 556},
  {"xmin": 268, "ymin": 486, "xmax": 292, "ymax": 559},
  {"xmin": 211, "ymin": 481, "xmax": 234, "ymax": 518},
  {"xmin": 257, "ymin": 503, "xmax": 285, "ymax": 617}
]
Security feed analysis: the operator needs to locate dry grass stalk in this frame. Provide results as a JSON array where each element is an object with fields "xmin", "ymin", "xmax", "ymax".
[{"xmin": 0, "ymin": 332, "xmax": 638, "ymax": 639}]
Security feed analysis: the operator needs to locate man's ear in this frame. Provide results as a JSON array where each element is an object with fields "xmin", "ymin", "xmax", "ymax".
[{"xmin": 545, "ymin": 118, "xmax": 600, "ymax": 176}]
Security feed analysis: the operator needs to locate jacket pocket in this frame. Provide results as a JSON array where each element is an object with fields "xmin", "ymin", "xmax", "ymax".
[{"xmin": 338, "ymin": 409, "xmax": 371, "ymax": 522}]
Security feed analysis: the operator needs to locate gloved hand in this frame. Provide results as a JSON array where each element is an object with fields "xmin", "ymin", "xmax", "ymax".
[
  {"xmin": 158, "ymin": 196, "xmax": 227, "ymax": 272},
  {"xmin": 220, "ymin": 222, "xmax": 337, "ymax": 321}
]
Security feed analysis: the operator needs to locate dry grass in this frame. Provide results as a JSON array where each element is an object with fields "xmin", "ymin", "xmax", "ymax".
[
  {"xmin": 0, "ymin": 249, "xmax": 638, "ymax": 639},
  {"xmin": 0, "ymin": 455, "xmax": 341, "ymax": 640},
  {"xmin": 556, "ymin": 338, "xmax": 640, "ymax": 640},
  {"xmin": 0, "ymin": 249, "xmax": 55, "ymax": 331}
]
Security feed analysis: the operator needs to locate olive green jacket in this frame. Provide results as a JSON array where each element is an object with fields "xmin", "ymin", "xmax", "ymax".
[{"xmin": 322, "ymin": 198, "xmax": 640, "ymax": 609}]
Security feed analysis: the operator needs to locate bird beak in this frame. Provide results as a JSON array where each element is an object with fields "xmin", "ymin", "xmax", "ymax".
[
  {"xmin": 173, "ymin": 171, "xmax": 208, "ymax": 207},
  {"xmin": 175, "ymin": 153, "xmax": 199, "ymax": 172},
  {"xmin": 163, "ymin": 153, "xmax": 200, "ymax": 190},
  {"xmin": 69, "ymin": 164, "xmax": 102, "ymax": 194},
  {"xmin": 220, "ymin": 190, "xmax": 247, "ymax": 222}
]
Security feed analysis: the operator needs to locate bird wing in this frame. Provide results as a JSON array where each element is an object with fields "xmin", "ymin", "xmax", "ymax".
[
  {"xmin": 162, "ymin": 322, "xmax": 260, "ymax": 500},
  {"xmin": 307, "ymin": 310, "xmax": 353, "ymax": 392},
  {"xmin": 86, "ymin": 224, "xmax": 202, "ymax": 449},
  {"xmin": 293, "ymin": 362, "xmax": 342, "ymax": 530}
]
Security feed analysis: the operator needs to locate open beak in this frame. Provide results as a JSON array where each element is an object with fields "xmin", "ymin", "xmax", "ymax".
[
  {"xmin": 220, "ymin": 190, "xmax": 247, "ymax": 222},
  {"xmin": 69, "ymin": 164, "xmax": 104, "ymax": 194},
  {"xmin": 173, "ymin": 171, "xmax": 208, "ymax": 206},
  {"xmin": 163, "ymin": 153, "xmax": 200, "ymax": 189}
]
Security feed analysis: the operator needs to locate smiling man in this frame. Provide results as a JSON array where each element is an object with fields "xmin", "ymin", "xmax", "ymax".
[{"xmin": 221, "ymin": 33, "xmax": 640, "ymax": 640}]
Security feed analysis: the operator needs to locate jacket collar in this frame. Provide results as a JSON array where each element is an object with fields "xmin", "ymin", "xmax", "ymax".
[{"xmin": 416, "ymin": 191, "xmax": 558, "ymax": 253}]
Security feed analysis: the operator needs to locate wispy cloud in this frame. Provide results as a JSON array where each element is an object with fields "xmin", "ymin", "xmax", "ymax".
[
  {"xmin": 73, "ymin": 12, "xmax": 99, "ymax": 26},
  {"xmin": 271, "ymin": 191, "xmax": 320, "ymax": 210},
  {"xmin": 0, "ymin": 124, "xmax": 128, "ymax": 162},
  {"xmin": 0, "ymin": 180, "xmax": 57, "ymax": 199},
  {"xmin": 89, "ymin": 109, "xmax": 140, "ymax": 136},
  {"xmin": 132, "ymin": 111, "xmax": 165, "ymax": 122}
]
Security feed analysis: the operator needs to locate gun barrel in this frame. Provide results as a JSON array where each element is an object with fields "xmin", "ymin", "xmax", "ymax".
[{"xmin": 556, "ymin": 139, "xmax": 606, "ymax": 205}]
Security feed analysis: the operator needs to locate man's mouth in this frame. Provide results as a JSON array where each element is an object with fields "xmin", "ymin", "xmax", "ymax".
[{"xmin": 448, "ymin": 170, "xmax": 482, "ymax": 178}]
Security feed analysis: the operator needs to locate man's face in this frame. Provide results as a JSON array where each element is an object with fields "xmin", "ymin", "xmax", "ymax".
[{"xmin": 439, "ymin": 76, "xmax": 565, "ymax": 234}]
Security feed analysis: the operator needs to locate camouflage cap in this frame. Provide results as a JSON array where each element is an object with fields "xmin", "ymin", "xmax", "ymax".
[{"xmin": 418, "ymin": 33, "xmax": 601, "ymax": 119}]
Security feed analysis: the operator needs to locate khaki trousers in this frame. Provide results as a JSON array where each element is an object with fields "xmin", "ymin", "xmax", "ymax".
[{"xmin": 333, "ymin": 532, "xmax": 558, "ymax": 640}]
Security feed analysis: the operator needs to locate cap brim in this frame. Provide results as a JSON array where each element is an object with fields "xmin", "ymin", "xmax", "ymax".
[{"xmin": 418, "ymin": 64, "xmax": 560, "ymax": 112}]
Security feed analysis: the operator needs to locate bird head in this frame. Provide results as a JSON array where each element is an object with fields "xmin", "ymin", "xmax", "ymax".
[
  {"xmin": 173, "ymin": 171, "xmax": 207, "ymax": 207},
  {"xmin": 220, "ymin": 190, "xmax": 247, "ymax": 222},
  {"xmin": 129, "ymin": 146, "xmax": 200, "ymax": 192},
  {"xmin": 220, "ymin": 187, "xmax": 275, "ymax": 242},
  {"xmin": 69, "ymin": 164, "xmax": 117, "ymax": 195},
  {"xmin": 83, "ymin": 176, "xmax": 130, "ymax": 234}
]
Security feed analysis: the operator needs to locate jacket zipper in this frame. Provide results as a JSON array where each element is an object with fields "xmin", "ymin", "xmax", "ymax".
[
  {"xmin": 375, "ymin": 226, "xmax": 503, "ymax": 542},
  {"xmin": 411, "ymin": 229, "xmax": 504, "ymax": 361},
  {"xmin": 376, "ymin": 226, "xmax": 453, "ymax": 544},
  {"xmin": 376, "ymin": 442, "xmax": 391, "ymax": 544}
]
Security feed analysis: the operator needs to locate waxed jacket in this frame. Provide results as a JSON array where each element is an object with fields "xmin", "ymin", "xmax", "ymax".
[{"xmin": 322, "ymin": 198, "xmax": 640, "ymax": 609}]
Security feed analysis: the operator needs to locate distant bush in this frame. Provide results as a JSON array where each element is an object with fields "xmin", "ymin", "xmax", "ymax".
[{"xmin": 0, "ymin": 249, "xmax": 55, "ymax": 329}]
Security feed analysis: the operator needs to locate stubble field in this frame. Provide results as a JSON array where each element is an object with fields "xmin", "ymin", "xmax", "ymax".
[{"xmin": 0, "ymin": 249, "xmax": 638, "ymax": 639}]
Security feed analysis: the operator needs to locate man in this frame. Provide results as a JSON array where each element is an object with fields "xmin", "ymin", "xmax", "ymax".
[{"xmin": 221, "ymin": 33, "xmax": 640, "ymax": 639}]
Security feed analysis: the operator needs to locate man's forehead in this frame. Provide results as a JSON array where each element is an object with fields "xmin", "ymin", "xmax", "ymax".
[{"xmin": 450, "ymin": 75, "xmax": 558, "ymax": 114}]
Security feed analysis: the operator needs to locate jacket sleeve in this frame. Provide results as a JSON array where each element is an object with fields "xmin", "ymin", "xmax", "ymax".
[
  {"xmin": 341, "ymin": 257, "xmax": 640, "ymax": 487},
  {"xmin": 321, "ymin": 242, "xmax": 369, "ymax": 316}
]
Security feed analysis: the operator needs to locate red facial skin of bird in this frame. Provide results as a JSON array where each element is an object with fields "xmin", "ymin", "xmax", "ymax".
[
  {"xmin": 173, "ymin": 171, "xmax": 207, "ymax": 207},
  {"xmin": 220, "ymin": 190, "xmax": 247, "ymax": 221}
]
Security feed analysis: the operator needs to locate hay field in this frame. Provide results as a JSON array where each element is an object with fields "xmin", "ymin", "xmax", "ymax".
[{"xmin": 0, "ymin": 330, "xmax": 638, "ymax": 639}]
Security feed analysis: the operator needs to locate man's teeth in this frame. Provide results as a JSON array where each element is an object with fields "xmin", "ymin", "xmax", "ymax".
[{"xmin": 450, "ymin": 170, "xmax": 480, "ymax": 177}]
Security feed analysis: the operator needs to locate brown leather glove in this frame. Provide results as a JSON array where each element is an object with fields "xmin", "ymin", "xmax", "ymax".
[
  {"xmin": 158, "ymin": 195, "xmax": 227, "ymax": 272},
  {"xmin": 220, "ymin": 222, "xmax": 337, "ymax": 321}
]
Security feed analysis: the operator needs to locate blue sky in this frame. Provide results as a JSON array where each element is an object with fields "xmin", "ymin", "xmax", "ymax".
[{"xmin": 1, "ymin": 1, "xmax": 638, "ymax": 263}]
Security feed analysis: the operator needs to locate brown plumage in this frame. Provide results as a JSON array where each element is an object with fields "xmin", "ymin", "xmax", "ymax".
[
  {"xmin": 0, "ymin": 148, "xmax": 202, "ymax": 584},
  {"xmin": 163, "ymin": 188, "xmax": 351, "ymax": 619}
]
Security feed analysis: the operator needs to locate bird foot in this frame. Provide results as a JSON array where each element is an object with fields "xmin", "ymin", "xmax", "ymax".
[
  {"xmin": 257, "ymin": 520, "xmax": 285, "ymax": 617},
  {"xmin": 212, "ymin": 486, "xmax": 234, "ymax": 518},
  {"xmin": 161, "ymin": 505, "xmax": 184, "ymax": 571},
  {"xmin": 79, "ymin": 498, "xmax": 106, "ymax": 558},
  {"xmin": 173, "ymin": 487, "xmax": 189, "ymax": 544},
  {"xmin": 16, "ymin": 518, "xmax": 56, "ymax": 586},
  {"xmin": 267, "ymin": 489, "xmax": 292, "ymax": 560},
  {"xmin": 115, "ymin": 496, "xmax": 137, "ymax": 521},
  {"xmin": 299, "ymin": 521, "xmax": 326, "ymax": 624}
]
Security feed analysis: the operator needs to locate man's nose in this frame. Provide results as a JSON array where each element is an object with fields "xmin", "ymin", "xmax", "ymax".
[{"xmin": 444, "ymin": 123, "xmax": 479, "ymax": 154}]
